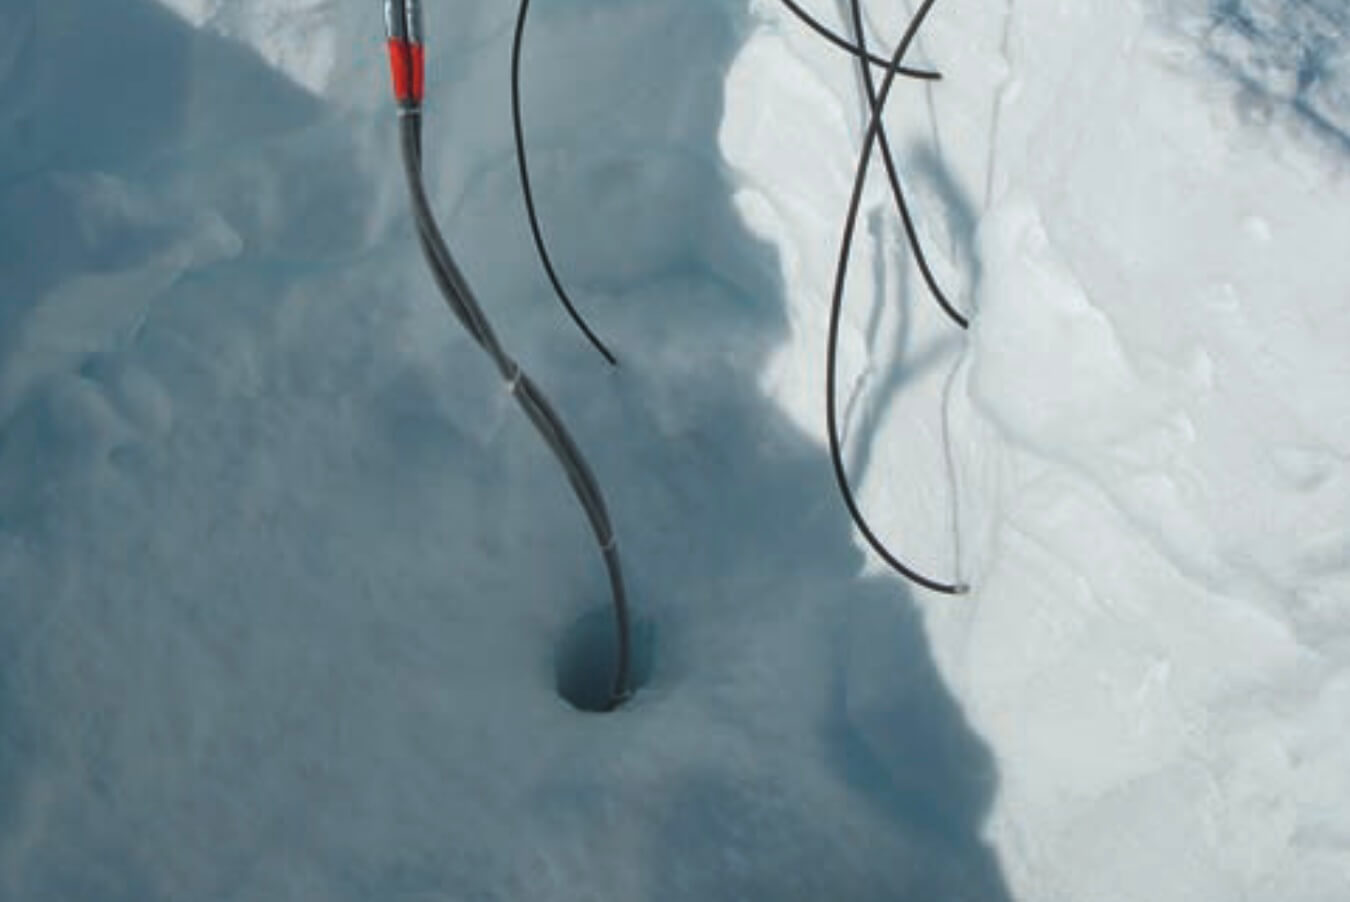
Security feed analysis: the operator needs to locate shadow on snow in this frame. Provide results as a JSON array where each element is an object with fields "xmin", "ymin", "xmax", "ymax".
[
  {"xmin": 0, "ymin": 1, "xmax": 1010, "ymax": 899},
  {"xmin": 1205, "ymin": 0, "xmax": 1350, "ymax": 151}
]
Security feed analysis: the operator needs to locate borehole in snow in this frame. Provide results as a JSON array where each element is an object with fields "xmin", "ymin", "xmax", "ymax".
[{"xmin": 554, "ymin": 607, "xmax": 654, "ymax": 712}]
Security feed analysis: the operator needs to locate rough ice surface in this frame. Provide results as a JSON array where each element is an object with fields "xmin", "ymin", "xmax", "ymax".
[{"xmin": 1, "ymin": 0, "xmax": 1348, "ymax": 900}]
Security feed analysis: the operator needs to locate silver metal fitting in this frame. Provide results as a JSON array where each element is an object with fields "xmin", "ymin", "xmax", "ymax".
[
  {"xmin": 403, "ymin": 0, "xmax": 424, "ymax": 44},
  {"xmin": 384, "ymin": 0, "xmax": 407, "ymax": 41}
]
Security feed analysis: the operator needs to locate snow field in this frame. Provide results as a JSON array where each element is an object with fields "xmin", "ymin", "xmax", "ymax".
[{"xmin": 0, "ymin": 0, "xmax": 1347, "ymax": 899}]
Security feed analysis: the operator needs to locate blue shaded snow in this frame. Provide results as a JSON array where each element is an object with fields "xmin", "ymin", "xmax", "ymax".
[{"xmin": 1204, "ymin": 0, "xmax": 1350, "ymax": 147}]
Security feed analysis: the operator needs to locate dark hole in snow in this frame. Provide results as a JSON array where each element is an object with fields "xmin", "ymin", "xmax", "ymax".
[{"xmin": 554, "ymin": 607, "xmax": 654, "ymax": 713}]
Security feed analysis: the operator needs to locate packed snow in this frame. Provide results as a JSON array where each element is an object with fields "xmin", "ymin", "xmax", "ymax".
[{"xmin": 1, "ymin": 0, "xmax": 1347, "ymax": 899}]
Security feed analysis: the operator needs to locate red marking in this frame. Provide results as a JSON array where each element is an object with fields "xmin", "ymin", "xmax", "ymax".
[
  {"xmin": 410, "ymin": 43, "xmax": 425, "ymax": 103},
  {"xmin": 386, "ymin": 38, "xmax": 413, "ymax": 102}
]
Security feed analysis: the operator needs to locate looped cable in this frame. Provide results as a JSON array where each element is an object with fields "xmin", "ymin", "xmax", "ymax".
[
  {"xmin": 825, "ymin": 0, "xmax": 968, "ymax": 595},
  {"xmin": 775, "ymin": 0, "xmax": 941, "ymax": 79},
  {"xmin": 847, "ymin": 0, "xmax": 968, "ymax": 330}
]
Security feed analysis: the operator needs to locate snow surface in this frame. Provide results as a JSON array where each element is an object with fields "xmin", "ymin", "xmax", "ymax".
[{"xmin": 1, "ymin": 0, "xmax": 1348, "ymax": 899}]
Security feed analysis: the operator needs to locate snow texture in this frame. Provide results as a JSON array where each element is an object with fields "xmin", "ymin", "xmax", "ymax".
[{"xmin": 1, "ymin": 0, "xmax": 1347, "ymax": 900}]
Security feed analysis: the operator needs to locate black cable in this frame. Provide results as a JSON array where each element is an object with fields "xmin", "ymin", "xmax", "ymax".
[
  {"xmin": 511, "ymin": 0, "xmax": 619, "ymax": 366},
  {"xmin": 826, "ymin": 0, "xmax": 966, "ymax": 595},
  {"xmin": 848, "ymin": 0, "xmax": 967, "ymax": 330},
  {"xmin": 507, "ymin": 0, "xmax": 940, "ymax": 368},
  {"xmin": 775, "ymin": 0, "xmax": 939, "ymax": 79},
  {"xmin": 398, "ymin": 107, "xmax": 634, "ymax": 707}
]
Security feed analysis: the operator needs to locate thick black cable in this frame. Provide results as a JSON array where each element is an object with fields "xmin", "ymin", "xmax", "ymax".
[
  {"xmin": 775, "ymin": 0, "xmax": 939, "ymax": 79},
  {"xmin": 826, "ymin": 0, "xmax": 966, "ymax": 595},
  {"xmin": 847, "ymin": 0, "xmax": 968, "ymax": 330},
  {"xmin": 511, "ymin": 0, "xmax": 619, "ymax": 367},
  {"xmin": 398, "ymin": 110, "xmax": 634, "ymax": 706}
]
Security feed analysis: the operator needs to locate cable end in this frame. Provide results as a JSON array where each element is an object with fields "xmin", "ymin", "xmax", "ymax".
[
  {"xmin": 384, "ymin": 0, "xmax": 424, "ymax": 108},
  {"xmin": 404, "ymin": 0, "xmax": 424, "ymax": 44},
  {"xmin": 384, "ymin": 0, "xmax": 407, "ymax": 41}
]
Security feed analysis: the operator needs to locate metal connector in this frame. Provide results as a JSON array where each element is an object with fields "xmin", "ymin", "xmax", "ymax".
[
  {"xmin": 384, "ymin": 0, "xmax": 407, "ymax": 41},
  {"xmin": 403, "ymin": 0, "xmax": 424, "ymax": 45},
  {"xmin": 383, "ymin": 0, "xmax": 422, "ymax": 108},
  {"xmin": 404, "ymin": 0, "xmax": 424, "ymax": 104}
]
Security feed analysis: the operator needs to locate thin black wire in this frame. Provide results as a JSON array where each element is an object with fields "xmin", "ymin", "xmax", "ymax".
[
  {"xmin": 848, "ymin": 0, "xmax": 967, "ymax": 329},
  {"xmin": 775, "ymin": 0, "xmax": 939, "ymax": 79},
  {"xmin": 503, "ymin": 0, "xmax": 966, "ymax": 594},
  {"xmin": 508, "ymin": 0, "xmax": 940, "ymax": 367},
  {"xmin": 398, "ymin": 108, "xmax": 634, "ymax": 706},
  {"xmin": 511, "ymin": 0, "xmax": 619, "ymax": 367},
  {"xmin": 826, "ymin": 0, "xmax": 966, "ymax": 595}
]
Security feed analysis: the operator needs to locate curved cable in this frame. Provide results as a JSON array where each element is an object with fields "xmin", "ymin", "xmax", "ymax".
[
  {"xmin": 775, "ymin": 0, "xmax": 940, "ymax": 80},
  {"xmin": 385, "ymin": 0, "xmax": 633, "ymax": 707},
  {"xmin": 401, "ymin": 111, "xmax": 634, "ymax": 706},
  {"xmin": 848, "ymin": 0, "xmax": 967, "ymax": 329},
  {"xmin": 512, "ymin": 0, "xmax": 619, "ymax": 366},
  {"xmin": 826, "ymin": 0, "xmax": 966, "ymax": 595},
  {"xmin": 507, "ymin": 0, "xmax": 941, "ymax": 367}
]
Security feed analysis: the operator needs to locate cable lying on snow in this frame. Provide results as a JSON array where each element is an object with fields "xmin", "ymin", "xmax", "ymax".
[
  {"xmin": 845, "ymin": 0, "xmax": 968, "ymax": 331},
  {"xmin": 508, "ymin": 0, "xmax": 971, "ymax": 594},
  {"xmin": 383, "ymin": 0, "xmax": 634, "ymax": 709},
  {"xmin": 508, "ymin": 0, "xmax": 952, "ymax": 366},
  {"xmin": 392, "ymin": 0, "xmax": 967, "ymax": 612},
  {"xmin": 826, "ymin": 0, "xmax": 969, "ymax": 594}
]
